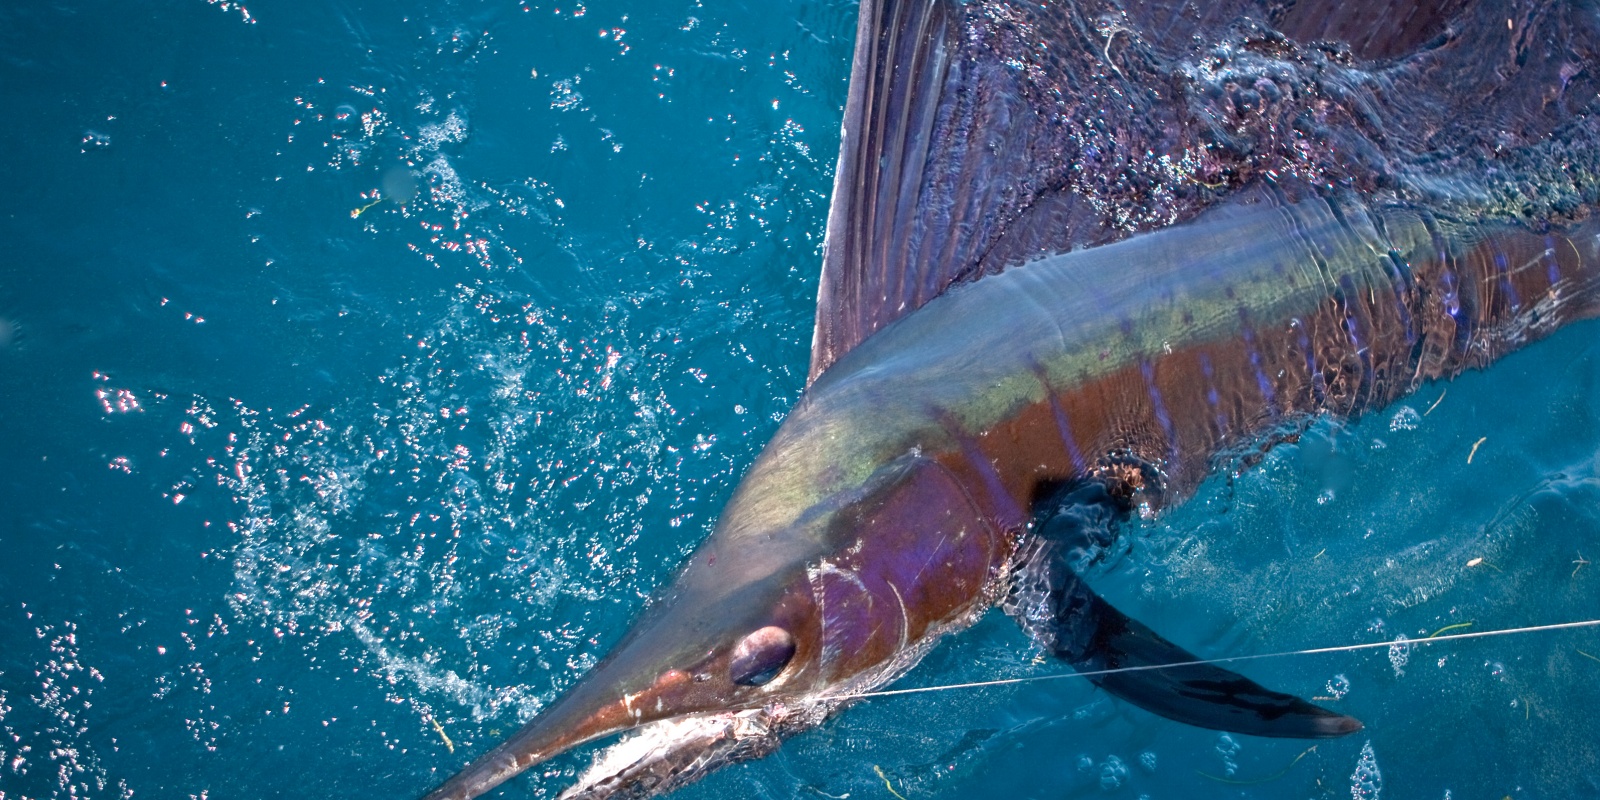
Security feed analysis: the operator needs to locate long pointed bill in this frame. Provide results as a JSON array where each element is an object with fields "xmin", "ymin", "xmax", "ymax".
[
  {"xmin": 419, "ymin": 666, "xmax": 646, "ymax": 800},
  {"xmin": 419, "ymin": 555, "xmax": 831, "ymax": 800}
]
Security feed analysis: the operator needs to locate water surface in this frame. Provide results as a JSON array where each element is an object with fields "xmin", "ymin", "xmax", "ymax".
[{"xmin": 1, "ymin": 2, "xmax": 1598, "ymax": 799}]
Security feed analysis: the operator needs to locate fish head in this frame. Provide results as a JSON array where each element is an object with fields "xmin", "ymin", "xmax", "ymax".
[
  {"xmin": 420, "ymin": 533, "xmax": 825, "ymax": 800},
  {"xmin": 424, "ymin": 440, "xmax": 1006, "ymax": 800}
]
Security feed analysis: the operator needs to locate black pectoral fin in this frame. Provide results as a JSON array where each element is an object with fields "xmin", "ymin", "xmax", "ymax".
[
  {"xmin": 1006, "ymin": 492, "xmax": 1360, "ymax": 740},
  {"xmin": 1083, "ymin": 599, "xmax": 1362, "ymax": 739}
]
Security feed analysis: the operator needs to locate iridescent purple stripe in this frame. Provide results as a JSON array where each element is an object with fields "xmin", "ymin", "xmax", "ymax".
[
  {"xmin": 1238, "ymin": 309, "xmax": 1276, "ymax": 411},
  {"xmin": 1385, "ymin": 250, "xmax": 1416, "ymax": 345},
  {"xmin": 1493, "ymin": 246, "xmax": 1522, "ymax": 311},
  {"xmin": 1140, "ymin": 359, "xmax": 1180, "ymax": 466},
  {"xmin": 1337, "ymin": 275, "xmax": 1374, "ymax": 396},
  {"xmin": 940, "ymin": 415, "xmax": 1026, "ymax": 529},
  {"xmin": 1044, "ymin": 390, "xmax": 1088, "ymax": 474},
  {"xmin": 1198, "ymin": 352, "xmax": 1227, "ymax": 434},
  {"xmin": 1293, "ymin": 317, "xmax": 1323, "ymax": 404}
]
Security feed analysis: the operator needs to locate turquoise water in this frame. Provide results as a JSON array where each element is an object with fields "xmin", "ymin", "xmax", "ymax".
[{"xmin": 2, "ymin": 2, "xmax": 1599, "ymax": 799}]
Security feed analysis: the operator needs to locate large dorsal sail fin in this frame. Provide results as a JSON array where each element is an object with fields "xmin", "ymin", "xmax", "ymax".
[
  {"xmin": 806, "ymin": 0, "xmax": 1582, "ymax": 384},
  {"xmin": 810, "ymin": 0, "xmax": 960, "ymax": 382},
  {"xmin": 810, "ymin": 0, "xmax": 1152, "ymax": 382}
]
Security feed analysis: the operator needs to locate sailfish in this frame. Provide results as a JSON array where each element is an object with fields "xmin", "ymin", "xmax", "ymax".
[{"xmin": 421, "ymin": 0, "xmax": 1600, "ymax": 797}]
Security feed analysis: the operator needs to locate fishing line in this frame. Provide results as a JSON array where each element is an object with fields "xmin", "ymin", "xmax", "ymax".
[{"xmin": 836, "ymin": 618, "xmax": 1600, "ymax": 700}]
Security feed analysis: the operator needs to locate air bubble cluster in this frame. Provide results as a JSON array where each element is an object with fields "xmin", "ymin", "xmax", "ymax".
[
  {"xmin": 1388, "ymin": 406, "xmax": 1421, "ymax": 432},
  {"xmin": 1325, "ymin": 673, "xmax": 1351, "ymax": 700},
  {"xmin": 1098, "ymin": 755, "xmax": 1128, "ymax": 791},
  {"xmin": 1388, "ymin": 634, "xmax": 1411, "ymax": 677},
  {"xmin": 1215, "ymin": 733, "xmax": 1240, "ymax": 777},
  {"xmin": 1350, "ymin": 740, "xmax": 1383, "ymax": 800}
]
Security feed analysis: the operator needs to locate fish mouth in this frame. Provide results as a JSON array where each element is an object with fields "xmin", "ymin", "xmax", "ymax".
[
  {"xmin": 558, "ymin": 592, "xmax": 992, "ymax": 799},
  {"xmin": 556, "ymin": 617, "xmax": 968, "ymax": 800},
  {"xmin": 559, "ymin": 701, "xmax": 833, "ymax": 800}
]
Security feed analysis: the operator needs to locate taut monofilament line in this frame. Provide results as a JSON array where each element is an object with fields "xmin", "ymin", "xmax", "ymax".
[{"xmin": 838, "ymin": 619, "xmax": 1600, "ymax": 700}]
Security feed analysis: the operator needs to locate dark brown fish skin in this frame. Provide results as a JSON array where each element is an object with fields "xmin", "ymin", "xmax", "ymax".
[
  {"xmin": 731, "ymin": 195, "xmax": 1600, "ymax": 773},
  {"xmin": 813, "ymin": 0, "xmax": 1600, "ymax": 381},
  {"xmin": 661, "ymin": 195, "xmax": 1600, "ymax": 797},
  {"xmin": 420, "ymin": 192, "xmax": 1600, "ymax": 800},
  {"xmin": 928, "ymin": 209, "xmax": 1600, "ymax": 529},
  {"xmin": 421, "ymin": 0, "xmax": 1600, "ymax": 795},
  {"xmin": 785, "ymin": 196, "xmax": 1600, "ymax": 722}
]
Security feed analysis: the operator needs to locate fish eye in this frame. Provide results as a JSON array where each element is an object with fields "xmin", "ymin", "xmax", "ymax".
[{"xmin": 729, "ymin": 626, "xmax": 796, "ymax": 686}]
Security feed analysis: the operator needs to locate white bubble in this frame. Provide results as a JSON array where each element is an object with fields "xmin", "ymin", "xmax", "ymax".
[
  {"xmin": 1388, "ymin": 406, "xmax": 1420, "ymax": 432},
  {"xmin": 80, "ymin": 129, "xmax": 111, "ymax": 151},
  {"xmin": 1388, "ymin": 634, "xmax": 1411, "ymax": 677},
  {"xmin": 1350, "ymin": 740, "xmax": 1382, "ymax": 799},
  {"xmin": 416, "ymin": 109, "xmax": 469, "ymax": 151},
  {"xmin": 1098, "ymin": 755, "xmax": 1128, "ymax": 790},
  {"xmin": 332, "ymin": 103, "xmax": 359, "ymax": 133},
  {"xmin": 550, "ymin": 77, "xmax": 584, "ymax": 112},
  {"xmin": 1325, "ymin": 673, "xmax": 1351, "ymax": 700},
  {"xmin": 1215, "ymin": 733, "xmax": 1240, "ymax": 776}
]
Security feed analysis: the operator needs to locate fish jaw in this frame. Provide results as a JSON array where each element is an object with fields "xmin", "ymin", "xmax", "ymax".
[
  {"xmin": 418, "ymin": 569, "xmax": 827, "ymax": 800},
  {"xmin": 557, "ymin": 702, "xmax": 826, "ymax": 800},
  {"xmin": 558, "ymin": 573, "xmax": 1003, "ymax": 800}
]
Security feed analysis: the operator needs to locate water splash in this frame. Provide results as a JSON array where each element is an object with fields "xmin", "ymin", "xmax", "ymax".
[{"xmin": 0, "ymin": 617, "xmax": 132, "ymax": 800}]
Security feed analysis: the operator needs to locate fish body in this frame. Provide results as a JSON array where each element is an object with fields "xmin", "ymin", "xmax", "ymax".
[
  {"xmin": 810, "ymin": 198, "xmax": 1600, "ymax": 516},
  {"xmin": 424, "ymin": 195, "xmax": 1600, "ymax": 800},
  {"xmin": 419, "ymin": 0, "xmax": 1600, "ymax": 796},
  {"xmin": 704, "ymin": 195, "xmax": 1600, "ymax": 734}
]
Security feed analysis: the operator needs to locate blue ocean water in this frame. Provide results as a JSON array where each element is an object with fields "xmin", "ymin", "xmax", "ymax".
[{"xmin": 1, "ymin": 2, "xmax": 1598, "ymax": 799}]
